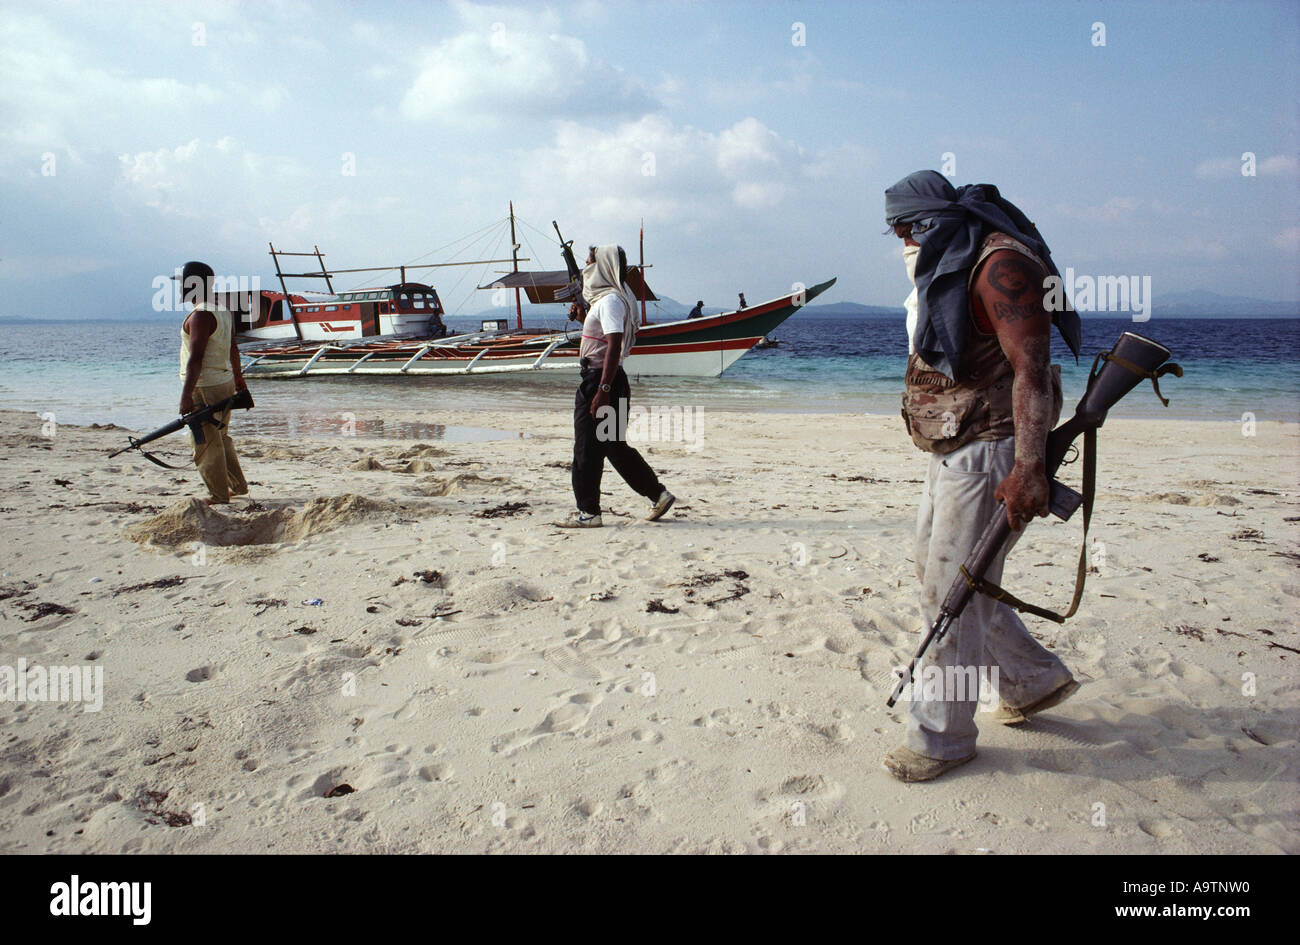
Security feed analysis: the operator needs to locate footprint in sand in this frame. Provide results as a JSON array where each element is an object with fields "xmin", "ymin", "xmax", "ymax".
[{"xmin": 491, "ymin": 691, "xmax": 603, "ymax": 755}]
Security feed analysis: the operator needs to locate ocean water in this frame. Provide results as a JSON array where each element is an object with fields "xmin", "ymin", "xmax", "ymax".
[{"xmin": 1, "ymin": 316, "xmax": 1297, "ymax": 436}]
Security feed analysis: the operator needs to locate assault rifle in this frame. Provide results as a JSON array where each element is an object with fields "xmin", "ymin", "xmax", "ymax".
[
  {"xmin": 887, "ymin": 331, "xmax": 1182, "ymax": 707},
  {"xmin": 108, "ymin": 388, "xmax": 254, "ymax": 469},
  {"xmin": 553, "ymin": 220, "xmax": 587, "ymax": 319}
]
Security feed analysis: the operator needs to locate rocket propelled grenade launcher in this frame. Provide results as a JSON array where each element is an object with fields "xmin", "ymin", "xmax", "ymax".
[
  {"xmin": 108, "ymin": 389, "xmax": 254, "ymax": 469},
  {"xmin": 887, "ymin": 332, "xmax": 1182, "ymax": 708}
]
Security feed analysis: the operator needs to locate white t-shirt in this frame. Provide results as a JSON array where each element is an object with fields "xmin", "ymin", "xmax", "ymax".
[{"xmin": 579, "ymin": 293, "xmax": 631, "ymax": 364}]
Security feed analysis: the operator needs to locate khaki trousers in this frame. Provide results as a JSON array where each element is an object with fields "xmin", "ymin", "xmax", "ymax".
[{"xmin": 191, "ymin": 381, "xmax": 248, "ymax": 503}]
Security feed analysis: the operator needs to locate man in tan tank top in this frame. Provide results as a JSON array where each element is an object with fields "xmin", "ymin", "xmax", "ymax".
[
  {"xmin": 880, "ymin": 172, "xmax": 1081, "ymax": 782},
  {"xmin": 179, "ymin": 261, "xmax": 248, "ymax": 504}
]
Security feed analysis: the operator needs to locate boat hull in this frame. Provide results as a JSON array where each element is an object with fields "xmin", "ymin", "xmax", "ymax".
[{"xmin": 241, "ymin": 278, "xmax": 835, "ymax": 379}]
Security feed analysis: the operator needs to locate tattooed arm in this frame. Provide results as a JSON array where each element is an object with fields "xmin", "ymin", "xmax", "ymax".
[{"xmin": 972, "ymin": 251, "xmax": 1054, "ymax": 530}]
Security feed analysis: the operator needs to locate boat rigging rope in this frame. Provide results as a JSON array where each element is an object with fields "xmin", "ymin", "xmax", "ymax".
[{"xmin": 334, "ymin": 217, "xmax": 509, "ymax": 295}]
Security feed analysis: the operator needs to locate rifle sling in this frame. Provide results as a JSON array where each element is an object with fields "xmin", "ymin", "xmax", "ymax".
[
  {"xmin": 958, "ymin": 425, "xmax": 1097, "ymax": 625},
  {"xmin": 124, "ymin": 410, "xmax": 228, "ymax": 472},
  {"xmin": 136, "ymin": 449, "xmax": 195, "ymax": 471}
]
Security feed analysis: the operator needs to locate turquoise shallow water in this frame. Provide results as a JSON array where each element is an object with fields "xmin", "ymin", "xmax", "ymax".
[{"xmin": 1, "ymin": 316, "xmax": 1297, "ymax": 435}]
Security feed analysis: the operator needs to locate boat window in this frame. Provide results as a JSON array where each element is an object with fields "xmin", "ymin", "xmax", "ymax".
[
  {"xmin": 412, "ymin": 294, "xmax": 426, "ymax": 309},
  {"xmin": 325, "ymin": 305, "xmax": 337, "ymax": 311},
  {"xmin": 397, "ymin": 292, "xmax": 410, "ymax": 306}
]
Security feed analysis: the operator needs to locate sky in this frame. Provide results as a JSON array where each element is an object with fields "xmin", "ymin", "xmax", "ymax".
[{"xmin": 1, "ymin": 0, "xmax": 1297, "ymax": 319}]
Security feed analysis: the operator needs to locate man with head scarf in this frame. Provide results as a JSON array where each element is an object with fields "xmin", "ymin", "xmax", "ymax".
[
  {"xmin": 880, "ymin": 171, "xmax": 1082, "ymax": 781},
  {"xmin": 556, "ymin": 244, "xmax": 675, "ymax": 528}
]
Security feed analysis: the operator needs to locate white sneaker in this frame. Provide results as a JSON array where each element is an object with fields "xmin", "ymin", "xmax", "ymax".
[
  {"xmin": 647, "ymin": 490, "xmax": 675, "ymax": 522},
  {"xmin": 556, "ymin": 510, "xmax": 603, "ymax": 528}
]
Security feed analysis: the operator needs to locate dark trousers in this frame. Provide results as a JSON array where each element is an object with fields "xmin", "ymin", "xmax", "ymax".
[{"xmin": 573, "ymin": 366, "xmax": 662, "ymax": 515}]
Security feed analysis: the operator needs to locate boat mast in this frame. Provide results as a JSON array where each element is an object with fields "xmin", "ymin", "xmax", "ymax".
[
  {"xmin": 639, "ymin": 221, "xmax": 647, "ymax": 326},
  {"xmin": 268, "ymin": 241, "xmax": 303, "ymax": 341},
  {"xmin": 314, "ymin": 245, "xmax": 334, "ymax": 295},
  {"xmin": 510, "ymin": 201, "xmax": 522, "ymax": 330}
]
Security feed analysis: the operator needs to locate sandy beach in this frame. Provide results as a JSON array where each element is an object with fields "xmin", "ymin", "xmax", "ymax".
[{"xmin": 0, "ymin": 405, "xmax": 1296, "ymax": 854}]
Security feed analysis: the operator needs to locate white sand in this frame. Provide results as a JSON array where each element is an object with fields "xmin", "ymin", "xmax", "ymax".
[{"xmin": 0, "ymin": 407, "xmax": 1296, "ymax": 853}]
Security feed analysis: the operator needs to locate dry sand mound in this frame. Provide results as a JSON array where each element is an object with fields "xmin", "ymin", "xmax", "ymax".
[
  {"xmin": 398, "ymin": 444, "xmax": 448, "ymax": 459},
  {"xmin": 399, "ymin": 459, "xmax": 440, "ymax": 474},
  {"xmin": 126, "ymin": 494, "xmax": 395, "ymax": 548},
  {"xmin": 457, "ymin": 578, "xmax": 552, "ymax": 617},
  {"xmin": 1147, "ymin": 492, "xmax": 1242, "ymax": 507},
  {"xmin": 406, "ymin": 473, "xmax": 510, "ymax": 497},
  {"xmin": 349, "ymin": 456, "xmax": 386, "ymax": 471}
]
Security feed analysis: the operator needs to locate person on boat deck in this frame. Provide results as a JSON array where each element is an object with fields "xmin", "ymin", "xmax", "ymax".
[
  {"xmin": 688, "ymin": 300, "xmax": 704, "ymax": 319},
  {"xmin": 881, "ymin": 170, "xmax": 1083, "ymax": 782},
  {"xmin": 737, "ymin": 292, "xmax": 747, "ymax": 309},
  {"xmin": 557, "ymin": 244, "xmax": 675, "ymax": 528},
  {"xmin": 178, "ymin": 260, "xmax": 249, "ymax": 505}
]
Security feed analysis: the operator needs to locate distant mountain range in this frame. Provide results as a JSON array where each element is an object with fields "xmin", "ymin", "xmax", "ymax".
[
  {"xmin": 3, "ymin": 289, "xmax": 1295, "ymax": 322},
  {"xmin": 1148, "ymin": 290, "xmax": 1298, "ymax": 318}
]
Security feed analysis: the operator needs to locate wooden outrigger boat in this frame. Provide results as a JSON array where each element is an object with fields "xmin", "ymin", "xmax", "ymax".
[{"xmin": 238, "ymin": 208, "xmax": 834, "ymax": 379}]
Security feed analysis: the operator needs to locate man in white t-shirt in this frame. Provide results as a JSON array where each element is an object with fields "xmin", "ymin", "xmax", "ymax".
[{"xmin": 556, "ymin": 244, "xmax": 675, "ymax": 528}]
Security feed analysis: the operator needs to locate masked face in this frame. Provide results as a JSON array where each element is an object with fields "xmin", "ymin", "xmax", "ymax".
[
  {"xmin": 902, "ymin": 244, "xmax": 920, "ymax": 355},
  {"xmin": 902, "ymin": 243, "xmax": 920, "ymax": 285}
]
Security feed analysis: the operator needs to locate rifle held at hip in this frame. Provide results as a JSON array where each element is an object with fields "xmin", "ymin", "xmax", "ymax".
[{"xmin": 887, "ymin": 331, "xmax": 1182, "ymax": 708}]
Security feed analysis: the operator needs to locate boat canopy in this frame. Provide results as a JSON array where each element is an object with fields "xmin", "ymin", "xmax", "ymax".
[{"xmin": 479, "ymin": 267, "xmax": 657, "ymax": 304}]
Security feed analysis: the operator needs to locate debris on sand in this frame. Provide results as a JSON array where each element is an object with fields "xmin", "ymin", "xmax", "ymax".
[
  {"xmin": 646, "ymin": 599, "xmax": 679, "ymax": 614},
  {"xmin": 413, "ymin": 569, "xmax": 444, "ymax": 586},
  {"xmin": 0, "ymin": 580, "xmax": 36, "ymax": 602},
  {"xmin": 323, "ymin": 783, "xmax": 356, "ymax": 798},
  {"xmin": 136, "ymin": 788, "xmax": 192, "ymax": 827},
  {"xmin": 21, "ymin": 601, "xmax": 77, "ymax": 621},
  {"xmin": 475, "ymin": 501, "xmax": 531, "ymax": 519},
  {"xmin": 669, "ymin": 569, "xmax": 749, "ymax": 589},
  {"xmin": 249, "ymin": 598, "xmax": 286, "ymax": 617},
  {"xmin": 668, "ymin": 570, "xmax": 751, "ymax": 608},
  {"xmin": 112, "ymin": 575, "xmax": 189, "ymax": 596}
]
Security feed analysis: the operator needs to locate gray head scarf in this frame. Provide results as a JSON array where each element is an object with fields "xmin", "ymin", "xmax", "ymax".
[{"xmin": 884, "ymin": 170, "xmax": 1081, "ymax": 379}]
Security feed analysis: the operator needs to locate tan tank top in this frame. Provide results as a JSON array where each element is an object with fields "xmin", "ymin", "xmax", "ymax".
[
  {"xmin": 901, "ymin": 233, "xmax": 1062, "ymax": 454},
  {"xmin": 179, "ymin": 305, "xmax": 234, "ymax": 385}
]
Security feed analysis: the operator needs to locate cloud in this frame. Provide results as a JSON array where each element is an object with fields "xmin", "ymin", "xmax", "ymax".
[
  {"xmin": 399, "ymin": 6, "xmax": 656, "ymax": 124},
  {"xmin": 514, "ymin": 115, "xmax": 813, "ymax": 228},
  {"xmin": 1051, "ymin": 196, "xmax": 1142, "ymax": 223},
  {"xmin": 113, "ymin": 137, "xmax": 328, "ymax": 247},
  {"xmin": 1195, "ymin": 153, "xmax": 1299, "ymax": 179},
  {"xmin": 1273, "ymin": 226, "xmax": 1300, "ymax": 252}
]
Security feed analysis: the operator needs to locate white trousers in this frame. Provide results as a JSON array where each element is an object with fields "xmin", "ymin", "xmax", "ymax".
[{"xmin": 907, "ymin": 437, "xmax": 1072, "ymax": 759}]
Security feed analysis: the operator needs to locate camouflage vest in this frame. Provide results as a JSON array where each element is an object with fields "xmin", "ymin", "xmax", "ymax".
[{"xmin": 901, "ymin": 233, "xmax": 1062, "ymax": 454}]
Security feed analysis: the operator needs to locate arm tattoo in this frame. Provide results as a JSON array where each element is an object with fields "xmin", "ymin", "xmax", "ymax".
[{"xmin": 985, "ymin": 256, "xmax": 1046, "ymax": 324}]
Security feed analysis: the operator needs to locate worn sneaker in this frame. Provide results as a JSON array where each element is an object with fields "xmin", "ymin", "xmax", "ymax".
[
  {"xmin": 555, "ymin": 510, "xmax": 603, "ymax": 528},
  {"xmin": 647, "ymin": 490, "xmax": 675, "ymax": 521},
  {"xmin": 994, "ymin": 678, "xmax": 1081, "ymax": 726},
  {"xmin": 882, "ymin": 745, "xmax": 976, "ymax": 782}
]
